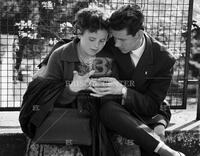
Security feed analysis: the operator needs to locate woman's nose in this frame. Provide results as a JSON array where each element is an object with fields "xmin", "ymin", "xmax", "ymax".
[{"xmin": 94, "ymin": 41, "xmax": 99, "ymax": 49}]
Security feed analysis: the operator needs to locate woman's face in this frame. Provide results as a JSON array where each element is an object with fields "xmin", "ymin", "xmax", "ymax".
[{"xmin": 79, "ymin": 29, "xmax": 108, "ymax": 56}]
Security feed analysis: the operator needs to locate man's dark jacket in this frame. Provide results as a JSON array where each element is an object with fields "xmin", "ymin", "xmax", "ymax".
[
  {"xmin": 19, "ymin": 78, "xmax": 66, "ymax": 138},
  {"xmin": 105, "ymin": 33, "xmax": 175, "ymax": 126}
]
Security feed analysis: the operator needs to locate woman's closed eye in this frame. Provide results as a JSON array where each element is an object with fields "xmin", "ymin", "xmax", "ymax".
[
  {"xmin": 89, "ymin": 37, "xmax": 96, "ymax": 42},
  {"xmin": 100, "ymin": 39, "xmax": 106, "ymax": 43}
]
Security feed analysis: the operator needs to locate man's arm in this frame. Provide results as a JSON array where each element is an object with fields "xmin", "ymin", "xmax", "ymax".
[{"xmin": 124, "ymin": 59, "xmax": 174, "ymax": 119}]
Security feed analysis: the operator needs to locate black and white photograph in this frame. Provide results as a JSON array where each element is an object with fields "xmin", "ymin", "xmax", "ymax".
[{"xmin": 0, "ymin": 0, "xmax": 200, "ymax": 156}]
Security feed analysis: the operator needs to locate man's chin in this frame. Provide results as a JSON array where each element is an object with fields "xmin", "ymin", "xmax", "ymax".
[{"xmin": 120, "ymin": 50, "xmax": 129, "ymax": 54}]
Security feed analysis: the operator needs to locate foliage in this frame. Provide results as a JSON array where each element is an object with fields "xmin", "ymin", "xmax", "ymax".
[
  {"xmin": 186, "ymin": 21, "xmax": 200, "ymax": 78},
  {"xmin": 15, "ymin": 20, "xmax": 38, "ymax": 39},
  {"xmin": 9, "ymin": 0, "xmax": 92, "ymax": 59},
  {"xmin": 166, "ymin": 131, "xmax": 200, "ymax": 156},
  {"xmin": 7, "ymin": 0, "xmax": 114, "ymax": 59}
]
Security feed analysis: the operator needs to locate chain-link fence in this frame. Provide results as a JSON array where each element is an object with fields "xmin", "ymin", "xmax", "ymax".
[{"xmin": 0, "ymin": 0, "xmax": 193, "ymax": 110}]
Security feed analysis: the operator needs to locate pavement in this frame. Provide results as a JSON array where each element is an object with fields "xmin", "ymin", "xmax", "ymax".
[
  {"xmin": 166, "ymin": 101, "xmax": 200, "ymax": 131},
  {"xmin": 0, "ymin": 111, "xmax": 21, "ymax": 134}
]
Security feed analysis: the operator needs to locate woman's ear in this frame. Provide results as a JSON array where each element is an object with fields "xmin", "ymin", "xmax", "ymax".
[
  {"xmin": 76, "ymin": 29, "xmax": 82, "ymax": 38},
  {"xmin": 73, "ymin": 27, "xmax": 82, "ymax": 36}
]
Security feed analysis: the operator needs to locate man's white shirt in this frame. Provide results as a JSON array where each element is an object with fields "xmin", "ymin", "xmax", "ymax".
[{"xmin": 130, "ymin": 36, "xmax": 146, "ymax": 67}]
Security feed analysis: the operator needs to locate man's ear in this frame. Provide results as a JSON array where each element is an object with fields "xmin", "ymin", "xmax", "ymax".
[{"xmin": 137, "ymin": 30, "xmax": 144, "ymax": 38}]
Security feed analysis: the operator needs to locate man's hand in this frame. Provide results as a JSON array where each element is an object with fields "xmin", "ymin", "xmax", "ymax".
[
  {"xmin": 89, "ymin": 77, "xmax": 124, "ymax": 97},
  {"xmin": 69, "ymin": 70, "xmax": 95, "ymax": 92},
  {"xmin": 154, "ymin": 125, "xmax": 165, "ymax": 141}
]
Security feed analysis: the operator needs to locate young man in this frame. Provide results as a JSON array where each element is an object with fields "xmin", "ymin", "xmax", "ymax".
[{"xmin": 90, "ymin": 4, "xmax": 185, "ymax": 156}]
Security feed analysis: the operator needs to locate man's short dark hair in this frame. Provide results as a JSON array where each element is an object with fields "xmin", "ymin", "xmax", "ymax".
[{"xmin": 109, "ymin": 4, "xmax": 144, "ymax": 36}]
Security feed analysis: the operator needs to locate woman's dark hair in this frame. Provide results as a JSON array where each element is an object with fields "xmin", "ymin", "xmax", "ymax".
[
  {"xmin": 109, "ymin": 4, "xmax": 144, "ymax": 36},
  {"xmin": 73, "ymin": 7, "xmax": 109, "ymax": 34}
]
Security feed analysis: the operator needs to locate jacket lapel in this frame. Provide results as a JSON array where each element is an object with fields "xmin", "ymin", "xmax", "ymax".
[
  {"xmin": 114, "ymin": 50, "xmax": 135, "ymax": 80},
  {"xmin": 60, "ymin": 38, "xmax": 80, "ymax": 80},
  {"xmin": 132, "ymin": 34, "xmax": 154, "ymax": 87}
]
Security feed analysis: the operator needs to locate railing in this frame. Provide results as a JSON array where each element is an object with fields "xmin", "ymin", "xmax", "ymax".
[
  {"xmin": 197, "ymin": 80, "xmax": 200, "ymax": 120},
  {"xmin": 0, "ymin": 0, "xmax": 194, "ymax": 111}
]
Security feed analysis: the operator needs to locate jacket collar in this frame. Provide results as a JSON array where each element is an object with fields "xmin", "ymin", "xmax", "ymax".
[{"xmin": 60, "ymin": 38, "xmax": 80, "ymax": 62}]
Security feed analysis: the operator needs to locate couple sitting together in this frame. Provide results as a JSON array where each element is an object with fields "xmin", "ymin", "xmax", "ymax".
[{"xmin": 20, "ymin": 4, "xmax": 185, "ymax": 156}]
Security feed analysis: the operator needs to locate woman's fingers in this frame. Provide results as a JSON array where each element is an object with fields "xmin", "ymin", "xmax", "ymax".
[
  {"xmin": 72, "ymin": 71, "xmax": 79, "ymax": 80},
  {"xmin": 84, "ymin": 70, "xmax": 95, "ymax": 78}
]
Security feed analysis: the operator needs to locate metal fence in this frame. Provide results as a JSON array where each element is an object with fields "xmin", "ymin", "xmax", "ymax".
[{"xmin": 0, "ymin": 0, "xmax": 194, "ymax": 110}]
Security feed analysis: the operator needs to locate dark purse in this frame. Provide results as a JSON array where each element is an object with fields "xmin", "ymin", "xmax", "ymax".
[{"xmin": 32, "ymin": 108, "xmax": 92, "ymax": 145}]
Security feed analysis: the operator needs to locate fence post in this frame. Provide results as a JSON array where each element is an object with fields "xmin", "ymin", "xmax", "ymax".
[{"xmin": 197, "ymin": 80, "xmax": 200, "ymax": 120}]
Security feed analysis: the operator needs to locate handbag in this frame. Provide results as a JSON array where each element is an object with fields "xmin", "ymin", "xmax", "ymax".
[{"xmin": 32, "ymin": 108, "xmax": 92, "ymax": 145}]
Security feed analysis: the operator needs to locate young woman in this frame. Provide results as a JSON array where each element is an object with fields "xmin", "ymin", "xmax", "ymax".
[{"xmin": 25, "ymin": 7, "xmax": 114, "ymax": 156}]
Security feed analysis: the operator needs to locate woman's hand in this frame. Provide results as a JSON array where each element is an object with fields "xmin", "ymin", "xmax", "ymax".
[{"xmin": 69, "ymin": 70, "xmax": 95, "ymax": 92}]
